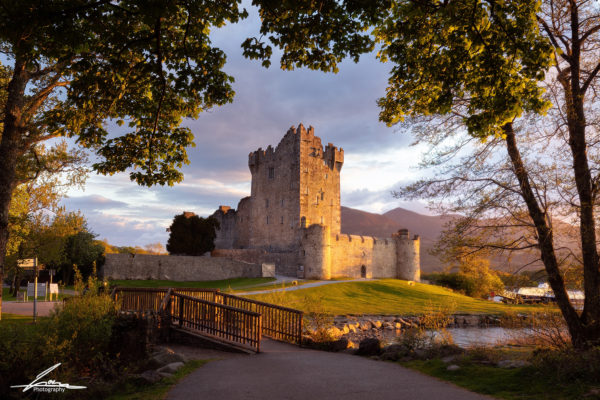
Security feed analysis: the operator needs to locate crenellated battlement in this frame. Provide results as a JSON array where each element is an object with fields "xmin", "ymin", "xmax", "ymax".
[{"xmin": 212, "ymin": 123, "xmax": 419, "ymax": 281}]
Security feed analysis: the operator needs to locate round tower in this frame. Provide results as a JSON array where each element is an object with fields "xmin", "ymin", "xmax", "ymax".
[
  {"xmin": 393, "ymin": 229, "xmax": 420, "ymax": 281},
  {"xmin": 301, "ymin": 224, "xmax": 331, "ymax": 279}
]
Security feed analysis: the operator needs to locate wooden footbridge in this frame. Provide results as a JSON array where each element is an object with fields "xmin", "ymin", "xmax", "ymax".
[{"xmin": 111, "ymin": 287, "xmax": 303, "ymax": 353}]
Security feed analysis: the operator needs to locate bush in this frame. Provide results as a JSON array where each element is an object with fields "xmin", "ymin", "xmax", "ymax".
[{"xmin": 0, "ymin": 267, "xmax": 147, "ymax": 399}]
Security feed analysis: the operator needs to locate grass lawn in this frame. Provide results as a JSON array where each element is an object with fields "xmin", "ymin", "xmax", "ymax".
[
  {"xmin": 404, "ymin": 358, "xmax": 589, "ymax": 400},
  {"xmin": 248, "ymin": 279, "xmax": 548, "ymax": 315},
  {"xmin": 0, "ymin": 313, "xmax": 31, "ymax": 322},
  {"xmin": 109, "ymin": 277, "xmax": 277, "ymax": 292},
  {"xmin": 106, "ymin": 359, "xmax": 209, "ymax": 400}
]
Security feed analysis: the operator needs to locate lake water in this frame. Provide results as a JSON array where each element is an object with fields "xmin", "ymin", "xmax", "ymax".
[{"xmin": 383, "ymin": 327, "xmax": 533, "ymax": 347}]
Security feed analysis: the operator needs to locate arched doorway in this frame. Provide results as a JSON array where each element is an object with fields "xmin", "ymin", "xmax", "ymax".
[{"xmin": 360, "ymin": 265, "xmax": 367, "ymax": 278}]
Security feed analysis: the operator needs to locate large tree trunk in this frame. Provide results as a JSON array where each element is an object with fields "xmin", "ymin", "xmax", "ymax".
[
  {"xmin": 0, "ymin": 59, "xmax": 28, "ymax": 320},
  {"xmin": 503, "ymin": 123, "xmax": 591, "ymax": 347}
]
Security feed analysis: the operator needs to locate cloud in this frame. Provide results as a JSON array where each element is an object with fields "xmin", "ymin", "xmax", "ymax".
[{"xmin": 62, "ymin": 5, "xmax": 428, "ymax": 246}]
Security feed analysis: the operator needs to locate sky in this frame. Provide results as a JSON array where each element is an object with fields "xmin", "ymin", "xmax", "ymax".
[{"xmin": 60, "ymin": 5, "xmax": 431, "ymax": 247}]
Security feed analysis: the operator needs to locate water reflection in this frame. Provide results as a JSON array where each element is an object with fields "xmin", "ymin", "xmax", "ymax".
[{"xmin": 383, "ymin": 327, "xmax": 534, "ymax": 347}]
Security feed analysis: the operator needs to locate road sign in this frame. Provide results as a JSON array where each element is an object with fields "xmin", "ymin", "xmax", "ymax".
[{"xmin": 17, "ymin": 258, "xmax": 37, "ymax": 269}]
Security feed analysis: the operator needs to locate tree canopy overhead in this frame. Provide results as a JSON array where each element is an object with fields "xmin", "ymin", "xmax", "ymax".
[
  {"xmin": 0, "ymin": 0, "xmax": 248, "ymax": 318},
  {"xmin": 243, "ymin": 0, "xmax": 600, "ymax": 348}
]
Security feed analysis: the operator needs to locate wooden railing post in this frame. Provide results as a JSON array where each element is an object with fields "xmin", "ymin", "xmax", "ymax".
[{"xmin": 179, "ymin": 297, "xmax": 184, "ymax": 327}]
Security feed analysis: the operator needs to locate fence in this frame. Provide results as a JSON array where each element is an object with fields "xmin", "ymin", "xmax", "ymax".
[
  {"xmin": 170, "ymin": 293, "xmax": 262, "ymax": 352},
  {"xmin": 216, "ymin": 293, "xmax": 303, "ymax": 344},
  {"xmin": 112, "ymin": 286, "xmax": 303, "ymax": 351}
]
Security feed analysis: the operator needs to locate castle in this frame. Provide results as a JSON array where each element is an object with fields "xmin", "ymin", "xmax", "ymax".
[{"xmin": 210, "ymin": 124, "xmax": 420, "ymax": 280}]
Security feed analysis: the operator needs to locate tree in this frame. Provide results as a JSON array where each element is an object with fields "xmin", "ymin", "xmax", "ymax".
[
  {"xmin": 0, "ymin": 1, "xmax": 248, "ymax": 316},
  {"xmin": 166, "ymin": 213, "xmax": 219, "ymax": 256},
  {"xmin": 244, "ymin": 1, "xmax": 600, "ymax": 347}
]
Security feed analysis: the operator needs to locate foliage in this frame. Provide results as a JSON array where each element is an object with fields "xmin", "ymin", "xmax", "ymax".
[
  {"xmin": 244, "ymin": 0, "xmax": 600, "ymax": 347},
  {"xmin": 0, "ymin": 270, "xmax": 121, "ymax": 399},
  {"xmin": 422, "ymin": 258, "xmax": 504, "ymax": 299},
  {"xmin": 166, "ymin": 213, "xmax": 219, "ymax": 256}
]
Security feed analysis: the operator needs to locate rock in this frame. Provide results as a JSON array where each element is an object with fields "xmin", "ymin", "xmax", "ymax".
[
  {"xmin": 340, "ymin": 325, "xmax": 350, "ymax": 334},
  {"xmin": 326, "ymin": 326, "xmax": 343, "ymax": 339},
  {"xmin": 359, "ymin": 321, "xmax": 371, "ymax": 331},
  {"xmin": 447, "ymin": 364, "xmax": 460, "ymax": 371},
  {"xmin": 384, "ymin": 324, "xmax": 395, "ymax": 330},
  {"xmin": 348, "ymin": 325, "xmax": 357, "ymax": 334},
  {"xmin": 413, "ymin": 349, "xmax": 428, "ymax": 359},
  {"xmin": 496, "ymin": 359, "xmax": 530, "ymax": 369},
  {"xmin": 158, "ymin": 372, "xmax": 174, "ymax": 379},
  {"xmin": 138, "ymin": 370, "xmax": 162, "ymax": 384},
  {"xmin": 371, "ymin": 320, "xmax": 383, "ymax": 329},
  {"xmin": 356, "ymin": 338, "xmax": 382, "ymax": 356},
  {"xmin": 347, "ymin": 340, "xmax": 358, "ymax": 349},
  {"xmin": 395, "ymin": 322, "xmax": 403, "ymax": 329},
  {"xmin": 150, "ymin": 351, "xmax": 187, "ymax": 367},
  {"xmin": 157, "ymin": 362, "xmax": 185, "ymax": 374},
  {"xmin": 331, "ymin": 337, "xmax": 349, "ymax": 352}
]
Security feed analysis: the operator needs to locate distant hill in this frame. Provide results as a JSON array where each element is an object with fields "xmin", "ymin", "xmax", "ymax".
[
  {"xmin": 340, "ymin": 206, "xmax": 452, "ymax": 272},
  {"xmin": 340, "ymin": 206, "xmax": 574, "ymax": 274}
]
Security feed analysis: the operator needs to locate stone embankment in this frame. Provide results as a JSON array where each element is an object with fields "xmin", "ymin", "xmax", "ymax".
[{"xmin": 302, "ymin": 313, "xmax": 532, "ymax": 352}]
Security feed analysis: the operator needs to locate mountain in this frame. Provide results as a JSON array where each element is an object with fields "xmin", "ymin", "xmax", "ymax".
[{"xmin": 340, "ymin": 206, "xmax": 451, "ymax": 272}]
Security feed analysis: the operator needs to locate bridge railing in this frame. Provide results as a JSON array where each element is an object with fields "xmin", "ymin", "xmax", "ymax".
[
  {"xmin": 112, "ymin": 287, "xmax": 168, "ymax": 312},
  {"xmin": 215, "ymin": 293, "xmax": 303, "ymax": 345},
  {"xmin": 170, "ymin": 293, "xmax": 262, "ymax": 352}
]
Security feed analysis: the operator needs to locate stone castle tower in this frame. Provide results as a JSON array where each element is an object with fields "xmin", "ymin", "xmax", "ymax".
[{"xmin": 211, "ymin": 124, "xmax": 420, "ymax": 281}]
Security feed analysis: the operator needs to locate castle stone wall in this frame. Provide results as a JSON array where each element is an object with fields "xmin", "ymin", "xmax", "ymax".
[
  {"xmin": 208, "ymin": 123, "xmax": 420, "ymax": 280},
  {"xmin": 102, "ymin": 253, "xmax": 264, "ymax": 281}
]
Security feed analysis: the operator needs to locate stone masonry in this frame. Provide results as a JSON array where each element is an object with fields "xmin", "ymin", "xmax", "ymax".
[{"xmin": 211, "ymin": 124, "xmax": 420, "ymax": 280}]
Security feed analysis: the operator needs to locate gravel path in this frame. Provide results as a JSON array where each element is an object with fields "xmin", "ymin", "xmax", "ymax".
[{"xmin": 167, "ymin": 339, "xmax": 495, "ymax": 400}]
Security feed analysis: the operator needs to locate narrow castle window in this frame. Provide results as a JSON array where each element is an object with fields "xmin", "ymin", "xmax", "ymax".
[
  {"xmin": 280, "ymin": 216, "xmax": 284, "ymax": 224},
  {"xmin": 305, "ymin": 186, "xmax": 309, "ymax": 195},
  {"xmin": 325, "ymin": 173, "xmax": 328, "ymax": 179},
  {"xmin": 281, "ymin": 199, "xmax": 284, "ymax": 206},
  {"xmin": 321, "ymin": 192, "xmax": 325, "ymax": 201},
  {"xmin": 265, "ymin": 199, "xmax": 269, "ymax": 208},
  {"xmin": 266, "ymin": 215, "xmax": 269, "ymax": 225},
  {"xmin": 320, "ymin": 216, "xmax": 324, "ymax": 224},
  {"xmin": 316, "ymin": 195, "xmax": 319, "ymax": 205},
  {"xmin": 268, "ymin": 167, "xmax": 274, "ymax": 179}
]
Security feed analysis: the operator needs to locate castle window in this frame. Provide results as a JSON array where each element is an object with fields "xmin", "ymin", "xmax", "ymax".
[
  {"xmin": 301, "ymin": 216, "xmax": 306, "ymax": 228},
  {"xmin": 321, "ymin": 192, "xmax": 325, "ymax": 201},
  {"xmin": 268, "ymin": 167, "xmax": 274, "ymax": 179},
  {"xmin": 316, "ymin": 195, "xmax": 319, "ymax": 205},
  {"xmin": 305, "ymin": 186, "xmax": 309, "ymax": 195},
  {"xmin": 266, "ymin": 215, "xmax": 269, "ymax": 224},
  {"xmin": 320, "ymin": 216, "xmax": 324, "ymax": 224},
  {"xmin": 281, "ymin": 199, "xmax": 284, "ymax": 206},
  {"xmin": 265, "ymin": 199, "xmax": 269, "ymax": 208},
  {"xmin": 325, "ymin": 173, "xmax": 328, "ymax": 179},
  {"xmin": 280, "ymin": 216, "xmax": 284, "ymax": 224}
]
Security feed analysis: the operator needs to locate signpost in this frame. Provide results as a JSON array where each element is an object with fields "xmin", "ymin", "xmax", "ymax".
[{"xmin": 17, "ymin": 258, "xmax": 39, "ymax": 322}]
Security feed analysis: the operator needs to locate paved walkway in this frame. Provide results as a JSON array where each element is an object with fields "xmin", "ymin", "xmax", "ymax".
[
  {"xmin": 237, "ymin": 277, "xmax": 367, "ymax": 295},
  {"xmin": 167, "ymin": 339, "xmax": 495, "ymax": 400},
  {"xmin": 2, "ymin": 300, "xmax": 61, "ymax": 317}
]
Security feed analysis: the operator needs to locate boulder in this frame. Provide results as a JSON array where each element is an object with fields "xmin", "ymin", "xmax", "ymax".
[
  {"xmin": 356, "ymin": 338, "xmax": 382, "ymax": 356},
  {"xmin": 150, "ymin": 351, "xmax": 187, "ymax": 368},
  {"xmin": 371, "ymin": 320, "xmax": 383, "ymax": 329},
  {"xmin": 359, "ymin": 321, "xmax": 371, "ymax": 331},
  {"xmin": 157, "ymin": 362, "xmax": 184, "ymax": 374},
  {"xmin": 138, "ymin": 370, "xmax": 162, "ymax": 384},
  {"xmin": 340, "ymin": 325, "xmax": 350, "ymax": 334},
  {"xmin": 331, "ymin": 337, "xmax": 350, "ymax": 352},
  {"xmin": 326, "ymin": 326, "xmax": 343, "ymax": 339},
  {"xmin": 447, "ymin": 364, "xmax": 460, "ymax": 371}
]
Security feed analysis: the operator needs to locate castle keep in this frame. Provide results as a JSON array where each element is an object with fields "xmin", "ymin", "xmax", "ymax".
[{"xmin": 211, "ymin": 124, "xmax": 420, "ymax": 280}]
